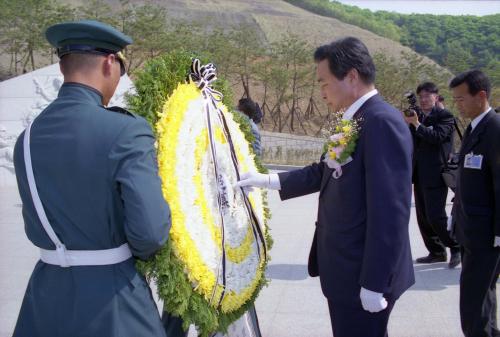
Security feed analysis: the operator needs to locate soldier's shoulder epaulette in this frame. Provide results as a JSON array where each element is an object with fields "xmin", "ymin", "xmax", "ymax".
[{"xmin": 105, "ymin": 106, "xmax": 136, "ymax": 118}]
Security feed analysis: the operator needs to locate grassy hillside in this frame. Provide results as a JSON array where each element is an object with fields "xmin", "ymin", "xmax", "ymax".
[
  {"xmin": 153, "ymin": 0, "xmax": 442, "ymax": 66},
  {"xmin": 5, "ymin": 0, "xmax": 486, "ymax": 136},
  {"xmin": 285, "ymin": 0, "xmax": 500, "ymax": 85},
  {"xmin": 0, "ymin": 0, "xmax": 444, "ymax": 75}
]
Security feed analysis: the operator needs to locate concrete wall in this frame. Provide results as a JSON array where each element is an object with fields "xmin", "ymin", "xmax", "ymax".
[{"xmin": 261, "ymin": 130, "xmax": 324, "ymax": 166}]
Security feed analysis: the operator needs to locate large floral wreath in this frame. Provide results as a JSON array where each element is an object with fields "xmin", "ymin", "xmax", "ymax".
[{"xmin": 137, "ymin": 58, "xmax": 272, "ymax": 336}]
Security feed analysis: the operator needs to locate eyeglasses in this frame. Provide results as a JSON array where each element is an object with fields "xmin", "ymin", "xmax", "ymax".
[{"xmin": 418, "ymin": 94, "xmax": 435, "ymax": 100}]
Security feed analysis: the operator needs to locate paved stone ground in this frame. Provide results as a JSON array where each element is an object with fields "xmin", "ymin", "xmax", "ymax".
[{"xmin": 1, "ymin": 182, "xmax": 498, "ymax": 337}]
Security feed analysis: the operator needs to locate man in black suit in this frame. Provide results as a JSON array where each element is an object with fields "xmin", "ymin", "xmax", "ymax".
[
  {"xmin": 404, "ymin": 82, "xmax": 460, "ymax": 268},
  {"xmin": 450, "ymin": 70, "xmax": 500, "ymax": 337},
  {"xmin": 237, "ymin": 37, "xmax": 414, "ymax": 337}
]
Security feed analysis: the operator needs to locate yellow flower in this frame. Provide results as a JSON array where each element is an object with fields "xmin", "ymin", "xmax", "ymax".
[
  {"xmin": 329, "ymin": 150, "xmax": 337, "ymax": 160},
  {"xmin": 215, "ymin": 127, "xmax": 227, "ymax": 144},
  {"xmin": 225, "ymin": 226, "xmax": 253, "ymax": 263},
  {"xmin": 157, "ymin": 82, "xmax": 217, "ymax": 297},
  {"xmin": 342, "ymin": 125, "xmax": 352, "ymax": 133},
  {"xmin": 155, "ymin": 81, "xmax": 270, "ymax": 315}
]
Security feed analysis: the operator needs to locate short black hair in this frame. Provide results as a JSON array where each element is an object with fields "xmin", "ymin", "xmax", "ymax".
[
  {"xmin": 59, "ymin": 53, "xmax": 102, "ymax": 76},
  {"xmin": 314, "ymin": 37, "xmax": 375, "ymax": 84},
  {"xmin": 449, "ymin": 70, "xmax": 491, "ymax": 99},
  {"xmin": 238, "ymin": 98, "xmax": 262, "ymax": 123},
  {"xmin": 416, "ymin": 82, "xmax": 439, "ymax": 94}
]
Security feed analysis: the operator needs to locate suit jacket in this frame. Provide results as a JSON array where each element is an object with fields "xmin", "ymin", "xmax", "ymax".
[
  {"xmin": 13, "ymin": 83, "xmax": 170, "ymax": 337},
  {"xmin": 411, "ymin": 106, "xmax": 455, "ymax": 187},
  {"xmin": 452, "ymin": 110, "xmax": 500, "ymax": 249},
  {"xmin": 279, "ymin": 94, "xmax": 414, "ymax": 303}
]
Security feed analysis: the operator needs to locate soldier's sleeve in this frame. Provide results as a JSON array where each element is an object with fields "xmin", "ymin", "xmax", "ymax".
[{"xmin": 109, "ymin": 117, "xmax": 171, "ymax": 260}]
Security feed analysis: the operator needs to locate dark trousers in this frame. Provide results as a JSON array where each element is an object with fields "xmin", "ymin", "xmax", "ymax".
[
  {"xmin": 327, "ymin": 298, "xmax": 395, "ymax": 337},
  {"xmin": 460, "ymin": 246, "xmax": 500, "ymax": 337},
  {"xmin": 414, "ymin": 183, "xmax": 459, "ymax": 255}
]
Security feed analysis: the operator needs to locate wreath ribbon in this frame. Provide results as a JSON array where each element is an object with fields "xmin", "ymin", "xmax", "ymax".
[{"xmin": 189, "ymin": 59, "xmax": 268, "ymax": 309}]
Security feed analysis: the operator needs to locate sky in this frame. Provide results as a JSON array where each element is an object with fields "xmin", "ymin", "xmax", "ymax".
[{"xmin": 334, "ymin": 1, "xmax": 500, "ymax": 16}]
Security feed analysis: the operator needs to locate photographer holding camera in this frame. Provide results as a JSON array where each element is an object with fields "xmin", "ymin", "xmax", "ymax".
[{"xmin": 404, "ymin": 82, "xmax": 461, "ymax": 269}]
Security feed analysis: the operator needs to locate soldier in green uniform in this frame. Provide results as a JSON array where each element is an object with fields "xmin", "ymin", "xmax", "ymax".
[{"xmin": 13, "ymin": 20, "xmax": 172, "ymax": 337}]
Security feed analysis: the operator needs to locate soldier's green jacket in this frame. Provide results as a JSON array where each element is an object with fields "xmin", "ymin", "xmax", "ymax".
[{"xmin": 13, "ymin": 82, "xmax": 171, "ymax": 337}]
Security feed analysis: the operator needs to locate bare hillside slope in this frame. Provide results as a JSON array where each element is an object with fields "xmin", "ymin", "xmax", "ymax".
[{"xmin": 65, "ymin": 0, "xmax": 442, "ymax": 67}]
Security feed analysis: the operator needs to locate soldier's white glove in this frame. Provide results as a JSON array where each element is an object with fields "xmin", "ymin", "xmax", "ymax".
[
  {"xmin": 360, "ymin": 287, "xmax": 388, "ymax": 313},
  {"xmin": 236, "ymin": 172, "xmax": 281, "ymax": 190}
]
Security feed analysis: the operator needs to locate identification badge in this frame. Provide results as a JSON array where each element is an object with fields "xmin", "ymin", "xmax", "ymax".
[{"xmin": 464, "ymin": 152, "xmax": 483, "ymax": 170}]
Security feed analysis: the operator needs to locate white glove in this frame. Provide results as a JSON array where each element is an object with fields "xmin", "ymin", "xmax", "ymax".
[
  {"xmin": 236, "ymin": 172, "xmax": 281, "ymax": 190},
  {"xmin": 494, "ymin": 236, "xmax": 500, "ymax": 248},
  {"xmin": 360, "ymin": 287, "xmax": 388, "ymax": 313}
]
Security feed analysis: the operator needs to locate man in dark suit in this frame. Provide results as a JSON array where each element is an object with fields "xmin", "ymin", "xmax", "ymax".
[
  {"xmin": 450, "ymin": 70, "xmax": 500, "ymax": 337},
  {"xmin": 13, "ymin": 20, "xmax": 172, "ymax": 337},
  {"xmin": 237, "ymin": 37, "xmax": 414, "ymax": 337},
  {"xmin": 404, "ymin": 82, "xmax": 460, "ymax": 268}
]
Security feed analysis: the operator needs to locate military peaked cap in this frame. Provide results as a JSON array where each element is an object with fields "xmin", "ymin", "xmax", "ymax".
[{"xmin": 45, "ymin": 20, "xmax": 132, "ymax": 58}]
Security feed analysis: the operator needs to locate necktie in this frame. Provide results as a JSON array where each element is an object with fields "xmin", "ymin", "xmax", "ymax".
[
  {"xmin": 418, "ymin": 111, "xmax": 426, "ymax": 123},
  {"xmin": 463, "ymin": 124, "xmax": 472, "ymax": 140},
  {"xmin": 459, "ymin": 124, "xmax": 473, "ymax": 153}
]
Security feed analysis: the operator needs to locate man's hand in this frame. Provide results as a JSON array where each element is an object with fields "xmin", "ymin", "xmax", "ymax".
[
  {"xmin": 447, "ymin": 215, "xmax": 453, "ymax": 232},
  {"xmin": 403, "ymin": 112, "xmax": 420, "ymax": 128},
  {"xmin": 236, "ymin": 172, "xmax": 281, "ymax": 190},
  {"xmin": 360, "ymin": 287, "xmax": 388, "ymax": 313},
  {"xmin": 494, "ymin": 236, "xmax": 500, "ymax": 248}
]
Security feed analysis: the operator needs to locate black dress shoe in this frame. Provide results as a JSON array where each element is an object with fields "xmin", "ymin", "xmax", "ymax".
[
  {"xmin": 448, "ymin": 252, "xmax": 461, "ymax": 269},
  {"xmin": 415, "ymin": 254, "xmax": 447, "ymax": 263}
]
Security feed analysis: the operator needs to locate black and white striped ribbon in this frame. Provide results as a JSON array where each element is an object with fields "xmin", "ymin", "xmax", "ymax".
[
  {"xmin": 188, "ymin": 59, "xmax": 268, "ymax": 309},
  {"xmin": 190, "ymin": 58, "xmax": 223, "ymax": 100}
]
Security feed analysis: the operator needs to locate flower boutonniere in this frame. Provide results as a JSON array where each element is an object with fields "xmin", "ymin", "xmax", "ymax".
[{"xmin": 321, "ymin": 111, "xmax": 362, "ymax": 179}]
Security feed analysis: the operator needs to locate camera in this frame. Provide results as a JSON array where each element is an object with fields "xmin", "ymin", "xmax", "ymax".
[{"xmin": 403, "ymin": 91, "xmax": 420, "ymax": 117}]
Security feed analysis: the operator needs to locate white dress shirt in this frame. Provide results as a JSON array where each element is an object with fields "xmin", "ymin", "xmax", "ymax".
[
  {"xmin": 470, "ymin": 108, "xmax": 492, "ymax": 131},
  {"xmin": 342, "ymin": 89, "xmax": 378, "ymax": 121}
]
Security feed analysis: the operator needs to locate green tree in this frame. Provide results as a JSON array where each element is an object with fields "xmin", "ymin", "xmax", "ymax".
[
  {"xmin": 444, "ymin": 41, "xmax": 475, "ymax": 74},
  {"xmin": 117, "ymin": 3, "xmax": 171, "ymax": 73},
  {"xmin": 374, "ymin": 51, "xmax": 452, "ymax": 113},
  {"xmin": 193, "ymin": 26, "xmax": 234, "ymax": 80},
  {"xmin": 0, "ymin": 0, "xmax": 74, "ymax": 75},
  {"xmin": 225, "ymin": 24, "xmax": 266, "ymax": 99},
  {"xmin": 252, "ymin": 55, "xmax": 277, "ymax": 124},
  {"xmin": 284, "ymin": 0, "xmax": 500, "ymax": 85},
  {"xmin": 271, "ymin": 32, "xmax": 313, "ymax": 132},
  {"xmin": 76, "ymin": 0, "xmax": 116, "ymax": 26}
]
